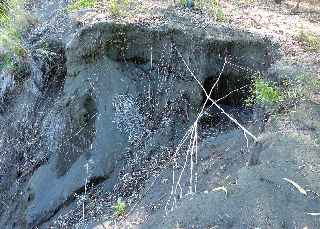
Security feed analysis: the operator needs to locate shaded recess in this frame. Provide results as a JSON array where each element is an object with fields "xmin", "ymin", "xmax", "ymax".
[{"xmin": 202, "ymin": 70, "xmax": 252, "ymax": 108}]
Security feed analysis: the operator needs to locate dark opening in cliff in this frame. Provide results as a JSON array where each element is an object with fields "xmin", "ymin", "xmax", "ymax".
[{"xmin": 202, "ymin": 70, "xmax": 252, "ymax": 108}]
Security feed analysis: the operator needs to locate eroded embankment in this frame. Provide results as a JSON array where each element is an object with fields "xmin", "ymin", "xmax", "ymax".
[{"xmin": 0, "ymin": 14, "xmax": 278, "ymax": 228}]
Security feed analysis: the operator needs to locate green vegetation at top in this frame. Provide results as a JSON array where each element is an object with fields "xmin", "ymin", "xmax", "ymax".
[
  {"xmin": 0, "ymin": 0, "xmax": 27, "ymax": 25},
  {"xmin": 67, "ymin": 0, "xmax": 131, "ymax": 17},
  {"xmin": 209, "ymin": 0, "xmax": 225, "ymax": 21},
  {"xmin": 0, "ymin": 1, "xmax": 9, "ymax": 24},
  {"xmin": 179, "ymin": 0, "xmax": 192, "ymax": 8},
  {"xmin": 67, "ymin": 0, "xmax": 97, "ymax": 12},
  {"xmin": 179, "ymin": 0, "xmax": 226, "ymax": 22},
  {"xmin": 67, "ymin": 0, "xmax": 224, "ymax": 20},
  {"xmin": 0, "ymin": 0, "xmax": 27, "ymax": 71}
]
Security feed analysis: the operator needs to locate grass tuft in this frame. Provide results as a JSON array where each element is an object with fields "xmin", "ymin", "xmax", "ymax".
[
  {"xmin": 0, "ymin": 0, "xmax": 27, "ymax": 73},
  {"xmin": 113, "ymin": 198, "xmax": 126, "ymax": 217},
  {"xmin": 282, "ymin": 73, "xmax": 320, "ymax": 103},
  {"xmin": 246, "ymin": 75, "xmax": 282, "ymax": 107},
  {"xmin": 296, "ymin": 29, "xmax": 320, "ymax": 51},
  {"xmin": 67, "ymin": 0, "xmax": 97, "ymax": 12},
  {"xmin": 0, "ymin": 53, "xmax": 14, "ymax": 72},
  {"xmin": 67, "ymin": 0, "xmax": 131, "ymax": 17},
  {"xmin": 108, "ymin": 0, "xmax": 130, "ymax": 17},
  {"xmin": 210, "ymin": 0, "xmax": 225, "ymax": 21},
  {"xmin": 192, "ymin": 0, "xmax": 226, "ymax": 22},
  {"xmin": 254, "ymin": 79, "xmax": 282, "ymax": 105}
]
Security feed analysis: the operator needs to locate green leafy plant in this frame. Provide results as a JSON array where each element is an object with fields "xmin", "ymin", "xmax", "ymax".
[
  {"xmin": 113, "ymin": 198, "xmax": 126, "ymax": 217},
  {"xmin": 246, "ymin": 76, "xmax": 282, "ymax": 107},
  {"xmin": 67, "ymin": 0, "xmax": 97, "ymax": 12},
  {"xmin": 255, "ymin": 79, "xmax": 281, "ymax": 104}
]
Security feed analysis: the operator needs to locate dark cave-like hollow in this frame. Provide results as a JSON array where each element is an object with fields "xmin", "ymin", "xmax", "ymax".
[{"xmin": 202, "ymin": 71, "xmax": 252, "ymax": 108}]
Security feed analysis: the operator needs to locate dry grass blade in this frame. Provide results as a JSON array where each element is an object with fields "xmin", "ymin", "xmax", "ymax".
[
  {"xmin": 212, "ymin": 186, "xmax": 228, "ymax": 197},
  {"xmin": 283, "ymin": 178, "xmax": 307, "ymax": 196},
  {"xmin": 306, "ymin": 212, "xmax": 320, "ymax": 216}
]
